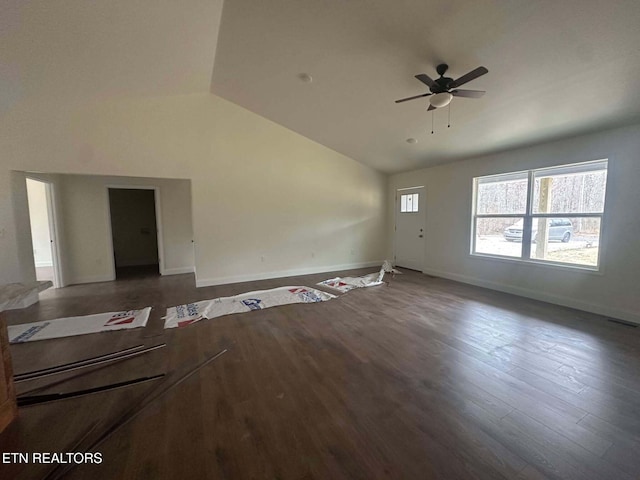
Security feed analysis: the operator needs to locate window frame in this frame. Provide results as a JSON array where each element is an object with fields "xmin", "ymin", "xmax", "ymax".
[{"xmin": 470, "ymin": 159, "xmax": 607, "ymax": 271}]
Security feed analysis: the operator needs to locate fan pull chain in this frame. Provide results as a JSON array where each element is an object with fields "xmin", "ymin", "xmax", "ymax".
[
  {"xmin": 448, "ymin": 102, "xmax": 451, "ymax": 128},
  {"xmin": 431, "ymin": 110, "xmax": 434, "ymax": 134}
]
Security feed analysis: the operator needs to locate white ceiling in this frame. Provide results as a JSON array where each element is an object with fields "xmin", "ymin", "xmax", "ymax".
[
  {"xmin": 0, "ymin": 0, "xmax": 223, "ymax": 107},
  {"xmin": 212, "ymin": 0, "xmax": 640, "ymax": 173},
  {"xmin": 3, "ymin": 1, "xmax": 640, "ymax": 174}
]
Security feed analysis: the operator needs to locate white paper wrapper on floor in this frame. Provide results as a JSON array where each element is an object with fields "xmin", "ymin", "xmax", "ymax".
[
  {"xmin": 317, "ymin": 273, "xmax": 384, "ymax": 293},
  {"xmin": 164, "ymin": 286, "xmax": 336, "ymax": 329},
  {"xmin": 381, "ymin": 260, "xmax": 402, "ymax": 275},
  {"xmin": 8, "ymin": 308, "xmax": 152, "ymax": 343},
  {"xmin": 317, "ymin": 261, "xmax": 401, "ymax": 293}
]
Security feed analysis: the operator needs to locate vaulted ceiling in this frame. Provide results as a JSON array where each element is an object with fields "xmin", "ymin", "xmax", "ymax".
[
  {"xmin": 0, "ymin": 0, "xmax": 223, "ymax": 106},
  {"xmin": 3, "ymin": 1, "xmax": 640, "ymax": 174},
  {"xmin": 212, "ymin": 0, "xmax": 640, "ymax": 172}
]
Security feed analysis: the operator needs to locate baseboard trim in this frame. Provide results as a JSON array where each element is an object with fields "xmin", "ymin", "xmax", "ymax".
[
  {"xmin": 195, "ymin": 260, "xmax": 384, "ymax": 288},
  {"xmin": 162, "ymin": 266, "xmax": 195, "ymax": 276},
  {"xmin": 423, "ymin": 268, "xmax": 640, "ymax": 325}
]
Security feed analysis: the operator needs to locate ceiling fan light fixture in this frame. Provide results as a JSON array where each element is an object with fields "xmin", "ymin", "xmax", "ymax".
[{"xmin": 430, "ymin": 92, "xmax": 453, "ymax": 108}]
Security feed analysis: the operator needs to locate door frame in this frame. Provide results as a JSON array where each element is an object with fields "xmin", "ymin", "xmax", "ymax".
[
  {"xmin": 25, "ymin": 176, "xmax": 64, "ymax": 288},
  {"xmin": 393, "ymin": 185, "xmax": 426, "ymax": 271},
  {"xmin": 105, "ymin": 185, "xmax": 165, "ymax": 278}
]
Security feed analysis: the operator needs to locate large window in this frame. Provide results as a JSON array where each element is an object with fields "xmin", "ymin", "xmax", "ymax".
[{"xmin": 471, "ymin": 159, "xmax": 607, "ymax": 270}]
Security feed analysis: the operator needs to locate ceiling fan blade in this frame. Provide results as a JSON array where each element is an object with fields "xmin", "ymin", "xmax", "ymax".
[
  {"xmin": 449, "ymin": 66, "xmax": 488, "ymax": 88},
  {"xmin": 394, "ymin": 92, "xmax": 432, "ymax": 103},
  {"xmin": 427, "ymin": 104, "xmax": 436, "ymax": 111},
  {"xmin": 415, "ymin": 73, "xmax": 436, "ymax": 88},
  {"xmin": 451, "ymin": 89, "xmax": 486, "ymax": 98}
]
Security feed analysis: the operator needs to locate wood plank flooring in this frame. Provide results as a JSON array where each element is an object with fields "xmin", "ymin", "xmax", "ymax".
[{"xmin": 1, "ymin": 269, "xmax": 639, "ymax": 479}]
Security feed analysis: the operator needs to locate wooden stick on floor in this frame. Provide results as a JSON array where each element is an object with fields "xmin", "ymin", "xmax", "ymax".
[
  {"xmin": 14, "ymin": 344, "xmax": 147, "ymax": 381},
  {"xmin": 39, "ymin": 422, "xmax": 99, "ymax": 480},
  {"xmin": 18, "ymin": 374, "xmax": 166, "ymax": 407},
  {"xmin": 44, "ymin": 348, "xmax": 229, "ymax": 480},
  {"xmin": 15, "ymin": 344, "xmax": 166, "ymax": 383},
  {"xmin": 17, "ymin": 345, "xmax": 163, "ymax": 397}
]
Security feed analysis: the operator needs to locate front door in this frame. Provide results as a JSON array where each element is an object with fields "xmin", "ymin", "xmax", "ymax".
[{"xmin": 394, "ymin": 187, "xmax": 425, "ymax": 270}]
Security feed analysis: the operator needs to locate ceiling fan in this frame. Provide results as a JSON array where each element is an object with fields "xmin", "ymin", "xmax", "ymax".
[{"xmin": 395, "ymin": 63, "xmax": 488, "ymax": 110}]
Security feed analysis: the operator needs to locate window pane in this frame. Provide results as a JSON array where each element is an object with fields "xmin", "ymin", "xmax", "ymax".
[
  {"xmin": 474, "ymin": 217, "xmax": 523, "ymax": 258},
  {"xmin": 406, "ymin": 194, "xmax": 413, "ymax": 212},
  {"xmin": 476, "ymin": 172, "xmax": 528, "ymax": 214},
  {"xmin": 533, "ymin": 162, "xmax": 607, "ymax": 214},
  {"xmin": 529, "ymin": 217, "xmax": 601, "ymax": 267},
  {"xmin": 412, "ymin": 193, "xmax": 419, "ymax": 212},
  {"xmin": 400, "ymin": 194, "xmax": 407, "ymax": 212}
]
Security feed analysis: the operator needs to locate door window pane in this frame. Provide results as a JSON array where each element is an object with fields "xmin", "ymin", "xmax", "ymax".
[{"xmin": 400, "ymin": 193, "xmax": 419, "ymax": 213}]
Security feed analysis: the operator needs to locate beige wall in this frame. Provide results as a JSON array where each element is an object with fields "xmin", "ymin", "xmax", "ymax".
[
  {"xmin": 56, "ymin": 175, "xmax": 193, "ymax": 284},
  {"xmin": 190, "ymin": 97, "xmax": 387, "ymax": 286},
  {"xmin": 0, "ymin": 94, "xmax": 388, "ymax": 286},
  {"xmin": 389, "ymin": 123, "xmax": 640, "ymax": 324}
]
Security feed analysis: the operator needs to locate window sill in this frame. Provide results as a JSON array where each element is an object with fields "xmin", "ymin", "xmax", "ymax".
[{"xmin": 469, "ymin": 252, "xmax": 604, "ymax": 275}]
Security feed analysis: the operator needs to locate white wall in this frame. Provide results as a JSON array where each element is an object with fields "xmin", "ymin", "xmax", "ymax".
[
  {"xmin": 389, "ymin": 123, "xmax": 640, "ymax": 324},
  {"xmin": 0, "ymin": 94, "xmax": 388, "ymax": 287},
  {"xmin": 190, "ymin": 97, "xmax": 387, "ymax": 286},
  {"xmin": 57, "ymin": 175, "xmax": 193, "ymax": 284},
  {"xmin": 25, "ymin": 179, "xmax": 52, "ymax": 267}
]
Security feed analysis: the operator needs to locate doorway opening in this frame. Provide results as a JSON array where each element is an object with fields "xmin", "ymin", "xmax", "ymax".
[
  {"xmin": 26, "ymin": 178, "xmax": 62, "ymax": 287},
  {"xmin": 108, "ymin": 187, "xmax": 161, "ymax": 279}
]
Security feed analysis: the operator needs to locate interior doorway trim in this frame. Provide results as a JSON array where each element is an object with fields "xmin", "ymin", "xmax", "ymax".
[
  {"xmin": 25, "ymin": 175, "xmax": 64, "ymax": 288},
  {"xmin": 105, "ymin": 185, "xmax": 166, "ymax": 278}
]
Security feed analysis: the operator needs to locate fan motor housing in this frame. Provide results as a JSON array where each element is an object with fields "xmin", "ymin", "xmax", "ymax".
[
  {"xmin": 432, "ymin": 77, "xmax": 453, "ymax": 93},
  {"xmin": 433, "ymin": 64, "xmax": 452, "ymax": 92}
]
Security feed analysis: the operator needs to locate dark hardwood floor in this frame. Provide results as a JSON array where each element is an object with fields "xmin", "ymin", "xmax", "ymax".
[{"xmin": 1, "ymin": 269, "xmax": 639, "ymax": 479}]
